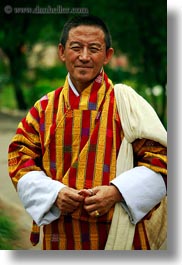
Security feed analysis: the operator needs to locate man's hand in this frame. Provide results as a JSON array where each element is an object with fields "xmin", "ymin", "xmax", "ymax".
[
  {"xmin": 83, "ymin": 185, "xmax": 123, "ymax": 217},
  {"xmin": 55, "ymin": 187, "xmax": 84, "ymax": 215}
]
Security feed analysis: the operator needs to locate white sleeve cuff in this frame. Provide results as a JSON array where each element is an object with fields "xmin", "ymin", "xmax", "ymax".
[
  {"xmin": 17, "ymin": 171, "xmax": 66, "ymax": 226},
  {"xmin": 111, "ymin": 166, "xmax": 166, "ymax": 224}
]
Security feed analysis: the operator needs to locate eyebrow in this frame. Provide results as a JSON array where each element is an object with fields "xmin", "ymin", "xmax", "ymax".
[{"xmin": 69, "ymin": 41, "xmax": 103, "ymax": 47}]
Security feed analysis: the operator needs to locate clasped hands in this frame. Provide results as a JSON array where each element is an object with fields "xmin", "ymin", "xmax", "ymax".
[{"xmin": 55, "ymin": 185, "xmax": 122, "ymax": 217}]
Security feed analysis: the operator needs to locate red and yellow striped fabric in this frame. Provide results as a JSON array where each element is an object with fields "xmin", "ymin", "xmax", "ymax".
[{"xmin": 8, "ymin": 71, "xmax": 167, "ymax": 250}]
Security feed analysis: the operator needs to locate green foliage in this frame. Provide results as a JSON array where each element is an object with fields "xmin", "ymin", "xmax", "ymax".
[
  {"xmin": 24, "ymin": 65, "xmax": 66, "ymax": 107},
  {"xmin": 0, "ymin": 211, "xmax": 19, "ymax": 250},
  {"xmin": 0, "ymin": 0, "xmax": 166, "ymax": 124},
  {"xmin": 85, "ymin": 0, "xmax": 166, "ymax": 86},
  {"xmin": 0, "ymin": 85, "xmax": 17, "ymax": 109},
  {"xmin": 25, "ymin": 78, "xmax": 65, "ymax": 108}
]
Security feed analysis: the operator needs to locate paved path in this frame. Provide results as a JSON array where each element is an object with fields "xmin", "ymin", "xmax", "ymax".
[{"xmin": 0, "ymin": 111, "xmax": 42, "ymax": 250}]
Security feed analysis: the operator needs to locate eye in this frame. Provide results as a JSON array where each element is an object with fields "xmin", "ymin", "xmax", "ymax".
[
  {"xmin": 70, "ymin": 46, "xmax": 81, "ymax": 52},
  {"xmin": 89, "ymin": 47, "xmax": 100, "ymax": 53}
]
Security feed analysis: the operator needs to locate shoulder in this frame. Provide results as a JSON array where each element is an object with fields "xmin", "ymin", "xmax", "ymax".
[
  {"xmin": 35, "ymin": 87, "xmax": 63, "ymax": 111},
  {"xmin": 114, "ymin": 83, "xmax": 138, "ymax": 96},
  {"xmin": 42, "ymin": 87, "xmax": 63, "ymax": 102},
  {"xmin": 114, "ymin": 84, "xmax": 141, "ymax": 107}
]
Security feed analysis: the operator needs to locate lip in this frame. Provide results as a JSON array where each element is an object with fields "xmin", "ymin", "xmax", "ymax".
[{"xmin": 75, "ymin": 66, "xmax": 93, "ymax": 68}]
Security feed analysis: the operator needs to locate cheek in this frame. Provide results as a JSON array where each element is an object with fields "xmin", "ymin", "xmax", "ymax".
[
  {"xmin": 64, "ymin": 55, "xmax": 76, "ymax": 70},
  {"xmin": 65, "ymin": 51, "xmax": 77, "ymax": 63},
  {"xmin": 93, "ymin": 55, "xmax": 106, "ymax": 67},
  {"xmin": 94, "ymin": 52, "xmax": 106, "ymax": 61}
]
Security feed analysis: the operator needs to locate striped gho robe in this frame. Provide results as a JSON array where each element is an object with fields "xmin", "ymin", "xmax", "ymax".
[{"xmin": 8, "ymin": 71, "xmax": 167, "ymax": 250}]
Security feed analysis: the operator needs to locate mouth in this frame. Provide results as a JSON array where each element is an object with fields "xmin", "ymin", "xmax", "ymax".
[{"xmin": 75, "ymin": 66, "xmax": 93, "ymax": 69}]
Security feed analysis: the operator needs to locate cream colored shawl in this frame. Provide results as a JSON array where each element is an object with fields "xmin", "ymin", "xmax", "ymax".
[{"xmin": 105, "ymin": 84, "xmax": 167, "ymax": 250}]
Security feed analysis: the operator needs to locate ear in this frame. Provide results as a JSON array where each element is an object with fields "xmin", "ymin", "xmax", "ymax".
[
  {"xmin": 58, "ymin": 44, "xmax": 66, "ymax": 62},
  {"xmin": 103, "ymin": 48, "xmax": 114, "ymax": 65}
]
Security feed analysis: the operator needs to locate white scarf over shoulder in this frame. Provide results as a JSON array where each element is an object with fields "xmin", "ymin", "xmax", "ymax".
[{"xmin": 105, "ymin": 84, "xmax": 167, "ymax": 250}]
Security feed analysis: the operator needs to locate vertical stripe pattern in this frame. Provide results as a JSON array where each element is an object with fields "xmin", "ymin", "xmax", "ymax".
[{"xmin": 41, "ymin": 71, "xmax": 121, "ymax": 249}]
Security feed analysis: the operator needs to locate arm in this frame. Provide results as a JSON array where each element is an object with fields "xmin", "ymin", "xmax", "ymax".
[
  {"xmin": 8, "ymin": 102, "xmax": 84, "ymax": 225},
  {"xmin": 8, "ymin": 102, "xmax": 64, "ymax": 225},
  {"xmin": 17, "ymin": 171, "xmax": 64, "ymax": 225},
  {"xmin": 8, "ymin": 104, "xmax": 44, "ymax": 187},
  {"xmin": 111, "ymin": 139, "xmax": 167, "ymax": 224},
  {"xmin": 112, "ymin": 84, "xmax": 167, "ymax": 224}
]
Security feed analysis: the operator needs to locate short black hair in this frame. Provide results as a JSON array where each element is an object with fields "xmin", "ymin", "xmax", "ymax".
[{"xmin": 60, "ymin": 15, "xmax": 112, "ymax": 50}]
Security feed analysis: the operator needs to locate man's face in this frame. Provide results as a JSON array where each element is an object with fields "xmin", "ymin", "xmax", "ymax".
[{"xmin": 58, "ymin": 25, "xmax": 113, "ymax": 91}]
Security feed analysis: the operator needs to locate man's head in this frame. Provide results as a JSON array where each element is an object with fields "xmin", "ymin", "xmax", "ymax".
[
  {"xmin": 58, "ymin": 15, "xmax": 114, "ymax": 92},
  {"xmin": 60, "ymin": 15, "xmax": 112, "ymax": 51}
]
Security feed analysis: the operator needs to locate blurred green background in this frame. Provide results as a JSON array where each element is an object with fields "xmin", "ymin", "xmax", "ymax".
[
  {"xmin": 0, "ymin": 0, "xmax": 166, "ymax": 126},
  {"xmin": 0, "ymin": 0, "xmax": 166, "ymax": 250}
]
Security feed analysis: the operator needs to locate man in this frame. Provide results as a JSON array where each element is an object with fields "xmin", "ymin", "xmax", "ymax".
[{"xmin": 8, "ymin": 15, "xmax": 167, "ymax": 250}]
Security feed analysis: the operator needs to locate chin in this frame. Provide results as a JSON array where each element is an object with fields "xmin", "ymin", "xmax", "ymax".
[{"xmin": 75, "ymin": 73, "xmax": 94, "ymax": 83}]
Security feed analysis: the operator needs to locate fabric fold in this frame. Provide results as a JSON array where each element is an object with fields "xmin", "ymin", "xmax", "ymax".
[{"xmin": 105, "ymin": 84, "xmax": 167, "ymax": 250}]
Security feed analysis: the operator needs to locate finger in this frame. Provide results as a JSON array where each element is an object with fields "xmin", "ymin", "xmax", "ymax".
[
  {"xmin": 61, "ymin": 195, "xmax": 81, "ymax": 209},
  {"xmin": 78, "ymin": 189, "xmax": 91, "ymax": 198},
  {"xmin": 79, "ymin": 189, "xmax": 95, "ymax": 197},
  {"xmin": 56, "ymin": 188, "xmax": 83, "ymax": 212},
  {"xmin": 59, "ymin": 199, "xmax": 80, "ymax": 213},
  {"xmin": 84, "ymin": 196, "xmax": 94, "ymax": 205},
  {"xmin": 83, "ymin": 201, "xmax": 97, "ymax": 213},
  {"xmin": 89, "ymin": 209, "xmax": 101, "ymax": 218},
  {"xmin": 63, "ymin": 187, "xmax": 84, "ymax": 202}
]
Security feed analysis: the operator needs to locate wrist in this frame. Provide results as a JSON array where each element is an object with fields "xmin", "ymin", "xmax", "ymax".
[{"xmin": 110, "ymin": 184, "xmax": 123, "ymax": 203}]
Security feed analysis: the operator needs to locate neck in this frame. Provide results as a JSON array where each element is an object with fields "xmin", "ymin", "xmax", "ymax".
[
  {"xmin": 69, "ymin": 78, "xmax": 94, "ymax": 93},
  {"xmin": 68, "ymin": 69, "xmax": 103, "ymax": 93}
]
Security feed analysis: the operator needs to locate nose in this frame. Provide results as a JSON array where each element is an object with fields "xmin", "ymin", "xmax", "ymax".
[{"xmin": 79, "ymin": 47, "xmax": 90, "ymax": 61}]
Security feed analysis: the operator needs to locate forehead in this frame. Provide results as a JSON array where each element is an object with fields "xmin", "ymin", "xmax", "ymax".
[{"xmin": 67, "ymin": 25, "xmax": 105, "ymax": 44}]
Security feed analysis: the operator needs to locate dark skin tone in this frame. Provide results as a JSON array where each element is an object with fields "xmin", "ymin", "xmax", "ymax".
[
  {"xmin": 55, "ymin": 25, "xmax": 122, "ymax": 217},
  {"xmin": 58, "ymin": 25, "xmax": 114, "ymax": 92},
  {"xmin": 55, "ymin": 185, "xmax": 122, "ymax": 217}
]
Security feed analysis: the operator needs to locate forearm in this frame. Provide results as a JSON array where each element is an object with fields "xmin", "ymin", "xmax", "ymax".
[
  {"xmin": 111, "ymin": 166, "xmax": 166, "ymax": 224},
  {"xmin": 17, "ymin": 171, "xmax": 66, "ymax": 226}
]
